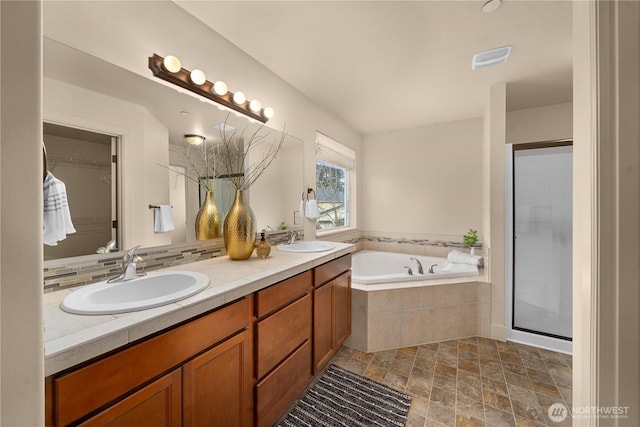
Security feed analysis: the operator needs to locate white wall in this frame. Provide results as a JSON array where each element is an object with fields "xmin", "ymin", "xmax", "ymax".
[
  {"xmin": 43, "ymin": 1, "xmax": 362, "ymax": 240},
  {"xmin": 44, "ymin": 78, "xmax": 171, "ymax": 249},
  {"xmin": 0, "ymin": 2, "xmax": 44, "ymax": 424},
  {"xmin": 362, "ymin": 118, "xmax": 483, "ymax": 237},
  {"xmin": 506, "ymin": 102, "xmax": 573, "ymax": 144}
]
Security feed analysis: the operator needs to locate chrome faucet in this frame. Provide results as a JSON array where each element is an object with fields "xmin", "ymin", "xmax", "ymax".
[
  {"xmin": 429, "ymin": 264, "xmax": 438, "ymax": 274},
  {"xmin": 108, "ymin": 246, "xmax": 145, "ymax": 283},
  {"xmin": 286, "ymin": 230, "xmax": 300, "ymax": 245},
  {"xmin": 409, "ymin": 257, "xmax": 424, "ymax": 275},
  {"xmin": 403, "ymin": 266, "xmax": 414, "ymax": 276}
]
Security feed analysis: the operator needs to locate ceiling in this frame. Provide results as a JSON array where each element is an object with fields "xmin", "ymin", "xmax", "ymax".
[{"xmin": 175, "ymin": 1, "xmax": 573, "ymax": 135}]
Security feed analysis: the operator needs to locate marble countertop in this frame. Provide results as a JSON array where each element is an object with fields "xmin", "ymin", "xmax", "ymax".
[{"xmin": 44, "ymin": 242, "xmax": 354, "ymax": 376}]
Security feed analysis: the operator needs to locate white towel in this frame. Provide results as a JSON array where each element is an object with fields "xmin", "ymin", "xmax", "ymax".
[
  {"xmin": 154, "ymin": 205, "xmax": 175, "ymax": 232},
  {"xmin": 43, "ymin": 172, "xmax": 76, "ymax": 246},
  {"xmin": 447, "ymin": 249, "xmax": 483, "ymax": 266},
  {"xmin": 305, "ymin": 198, "xmax": 321, "ymax": 220}
]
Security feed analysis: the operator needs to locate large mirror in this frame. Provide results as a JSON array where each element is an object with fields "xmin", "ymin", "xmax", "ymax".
[{"xmin": 43, "ymin": 38, "xmax": 303, "ymax": 261}]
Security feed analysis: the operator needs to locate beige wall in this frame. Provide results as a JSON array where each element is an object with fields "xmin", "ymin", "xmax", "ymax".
[
  {"xmin": 588, "ymin": 1, "xmax": 640, "ymax": 423},
  {"xmin": 506, "ymin": 102, "xmax": 573, "ymax": 144},
  {"xmin": 571, "ymin": 2, "xmax": 598, "ymax": 416},
  {"xmin": 361, "ymin": 118, "xmax": 483, "ymax": 237},
  {"xmin": 484, "ymin": 83, "xmax": 507, "ymax": 340},
  {"xmin": 45, "ymin": 77, "xmax": 172, "ymax": 249},
  {"xmin": 0, "ymin": 2, "xmax": 44, "ymax": 424}
]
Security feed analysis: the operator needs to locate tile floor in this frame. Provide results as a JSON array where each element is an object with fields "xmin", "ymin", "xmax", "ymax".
[{"xmin": 331, "ymin": 337, "xmax": 572, "ymax": 427}]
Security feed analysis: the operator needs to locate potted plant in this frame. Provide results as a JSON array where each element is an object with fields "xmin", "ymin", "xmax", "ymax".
[{"xmin": 463, "ymin": 229, "xmax": 479, "ymax": 255}]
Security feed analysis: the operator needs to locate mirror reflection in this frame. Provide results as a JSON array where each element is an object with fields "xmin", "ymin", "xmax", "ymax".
[{"xmin": 43, "ymin": 38, "xmax": 303, "ymax": 262}]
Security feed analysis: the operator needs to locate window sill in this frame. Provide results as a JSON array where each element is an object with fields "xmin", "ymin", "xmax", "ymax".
[{"xmin": 315, "ymin": 227, "xmax": 360, "ymax": 239}]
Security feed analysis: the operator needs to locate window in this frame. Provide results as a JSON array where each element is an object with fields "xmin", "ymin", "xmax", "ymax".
[{"xmin": 315, "ymin": 133, "xmax": 356, "ymax": 232}]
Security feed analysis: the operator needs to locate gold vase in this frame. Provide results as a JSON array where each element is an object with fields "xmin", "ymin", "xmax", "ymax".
[
  {"xmin": 223, "ymin": 189, "xmax": 257, "ymax": 260},
  {"xmin": 195, "ymin": 191, "xmax": 221, "ymax": 240}
]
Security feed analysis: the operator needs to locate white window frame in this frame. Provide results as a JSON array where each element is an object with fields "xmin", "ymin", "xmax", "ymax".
[{"xmin": 315, "ymin": 132, "xmax": 356, "ymax": 235}]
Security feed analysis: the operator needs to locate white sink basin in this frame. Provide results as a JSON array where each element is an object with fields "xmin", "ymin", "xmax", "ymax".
[
  {"xmin": 61, "ymin": 270, "xmax": 210, "ymax": 315},
  {"xmin": 277, "ymin": 241, "xmax": 335, "ymax": 253}
]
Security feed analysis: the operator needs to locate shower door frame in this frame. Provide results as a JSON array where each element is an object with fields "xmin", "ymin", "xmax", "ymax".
[{"xmin": 505, "ymin": 139, "xmax": 573, "ymax": 354}]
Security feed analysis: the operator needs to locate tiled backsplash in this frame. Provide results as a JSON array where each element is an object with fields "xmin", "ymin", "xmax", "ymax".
[
  {"xmin": 44, "ymin": 229, "xmax": 299, "ymax": 293},
  {"xmin": 320, "ymin": 229, "xmax": 484, "ymax": 258},
  {"xmin": 45, "ymin": 228, "xmax": 482, "ymax": 292}
]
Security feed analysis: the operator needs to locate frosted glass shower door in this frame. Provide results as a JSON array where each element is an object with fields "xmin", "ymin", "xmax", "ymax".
[{"xmin": 513, "ymin": 145, "xmax": 572, "ymax": 339}]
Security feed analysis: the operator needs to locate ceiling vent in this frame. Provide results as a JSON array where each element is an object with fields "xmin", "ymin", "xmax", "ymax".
[{"xmin": 471, "ymin": 45, "xmax": 512, "ymax": 70}]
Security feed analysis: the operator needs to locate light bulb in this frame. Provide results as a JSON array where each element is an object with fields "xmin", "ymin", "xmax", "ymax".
[
  {"xmin": 162, "ymin": 55, "xmax": 182, "ymax": 73},
  {"xmin": 232, "ymin": 91, "xmax": 246, "ymax": 105},
  {"xmin": 212, "ymin": 81, "xmax": 228, "ymax": 96},
  {"xmin": 190, "ymin": 69, "xmax": 206, "ymax": 85},
  {"xmin": 249, "ymin": 100, "xmax": 262, "ymax": 112},
  {"xmin": 262, "ymin": 107, "xmax": 275, "ymax": 119}
]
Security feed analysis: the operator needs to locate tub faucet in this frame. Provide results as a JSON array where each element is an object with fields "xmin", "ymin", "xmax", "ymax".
[
  {"xmin": 403, "ymin": 266, "xmax": 414, "ymax": 276},
  {"xmin": 108, "ymin": 246, "xmax": 145, "ymax": 283},
  {"xmin": 286, "ymin": 230, "xmax": 300, "ymax": 245},
  {"xmin": 409, "ymin": 257, "xmax": 424, "ymax": 275},
  {"xmin": 429, "ymin": 264, "xmax": 438, "ymax": 274}
]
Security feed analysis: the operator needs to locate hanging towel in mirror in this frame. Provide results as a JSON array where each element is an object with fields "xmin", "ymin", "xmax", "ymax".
[
  {"xmin": 154, "ymin": 205, "xmax": 175, "ymax": 232},
  {"xmin": 43, "ymin": 171, "xmax": 76, "ymax": 246},
  {"xmin": 305, "ymin": 198, "xmax": 321, "ymax": 220}
]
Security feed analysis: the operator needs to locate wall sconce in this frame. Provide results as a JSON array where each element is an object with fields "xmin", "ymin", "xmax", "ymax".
[
  {"xmin": 149, "ymin": 53, "xmax": 273, "ymax": 123},
  {"xmin": 184, "ymin": 134, "xmax": 205, "ymax": 146}
]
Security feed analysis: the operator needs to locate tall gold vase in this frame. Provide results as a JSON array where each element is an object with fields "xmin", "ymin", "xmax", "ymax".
[
  {"xmin": 195, "ymin": 191, "xmax": 221, "ymax": 240},
  {"xmin": 223, "ymin": 189, "xmax": 257, "ymax": 260}
]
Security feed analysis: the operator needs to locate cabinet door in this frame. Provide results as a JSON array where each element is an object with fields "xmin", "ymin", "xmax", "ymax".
[
  {"xmin": 313, "ymin": 280, "xmax": 334, "ymax": 372},
  {"xmin": 334, "ymin": 271, "xmax": 352, "ymax": 348},
  {"xmin": 183, "ymin": 330, "xmax": 253, "ymax": 427},
  {"xmin": 78, "ymin": 369, "xmax": 181, "ymax": 427}
]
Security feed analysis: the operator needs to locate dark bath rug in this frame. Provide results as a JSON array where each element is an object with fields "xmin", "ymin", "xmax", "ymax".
[{"xmin": 276, "ymin": 364, "xmax": 412, "ymax": 427}]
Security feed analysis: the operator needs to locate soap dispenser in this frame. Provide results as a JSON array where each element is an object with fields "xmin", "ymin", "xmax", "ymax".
[{"xmin": 255, "ymin": 230, "xmax": 271, "ymax": 259}]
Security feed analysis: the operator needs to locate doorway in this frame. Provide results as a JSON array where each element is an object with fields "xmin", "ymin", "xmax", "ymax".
[
  {"xmin": 505, "ymin": 142, "xmax": 573, "ymax": 353},
  {"xmin": 43, "ymin": 122, "xmax": 119, "ymax": 259}
]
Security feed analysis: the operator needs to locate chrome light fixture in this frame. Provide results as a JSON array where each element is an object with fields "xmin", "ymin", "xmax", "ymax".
[
  {"xmin": 184, "ymin": 134, "xmax": 205, "ymax": 146},
  {"xmin": 149, "ymin": 53, "xmax": 273, "ymax": 123}
]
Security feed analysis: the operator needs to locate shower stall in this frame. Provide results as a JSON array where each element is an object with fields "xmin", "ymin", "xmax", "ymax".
[{"xmin": 505, "ymin": 142, "xmax": 573, "ymax": 354}]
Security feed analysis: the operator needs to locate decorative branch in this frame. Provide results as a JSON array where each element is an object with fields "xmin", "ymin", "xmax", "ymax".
[{"xmin": 218, "ymin": 114, "xmax": 286, "ymax": 191}]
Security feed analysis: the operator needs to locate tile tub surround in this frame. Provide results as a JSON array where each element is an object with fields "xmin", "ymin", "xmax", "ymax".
[
  {"xmin": 332, "ymin": 338, "xmax": 572, "ymax": 427},
  {"xmin": 43, "ymin": 229, "xmax": 301, "ymax": 292},
  {"xmin": 346, "ymin": 280, "xmax": 491, "ymax": 353},
  {"xmin": 321, "ymin": 229, "xmax": 486, "ymax": 261},
  {"xmin": 43, "ymin": 241, "xmax": 351, "ymax": 376}
]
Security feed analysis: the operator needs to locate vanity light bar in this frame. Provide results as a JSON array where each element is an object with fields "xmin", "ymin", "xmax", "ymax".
[{"xmin": 148, "ymin": 53, "xmax": 272, "ymax": 123}]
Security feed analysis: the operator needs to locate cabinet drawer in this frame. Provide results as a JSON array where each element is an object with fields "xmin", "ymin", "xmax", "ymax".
[
  {"xmin": 256, "ymin": 293, "xmax": 311, "ymax": 379},
  {"xmin": 54, "ymin": 297, "xmax": 252, "ymax": 426},
  {"xmin": 256, "ymin": 271, "xmax": 311, "ymax": 319},
  {"xmin": 314, "ymin": 254, "xmax": 351, "ymax": 288},
  {"xmin": 255, "ymin": 340, "xmax": 312, "ymax": 427}
]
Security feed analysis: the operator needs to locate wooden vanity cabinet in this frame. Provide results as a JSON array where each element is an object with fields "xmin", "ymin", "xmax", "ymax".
[
  {"xmin": 46, "ymin": 296, "xmax": 253, "ymax": 427},
  {"xmin": 254, "ymin": 271, "xmax": 313, "ymax": 427},
  {"xmin": 313, "ymin": 254, "xmax": 352, "ymax": 373},
  {"xmin": 46, "ymin": 253, "xmax": 353, "ymax": 426}
]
